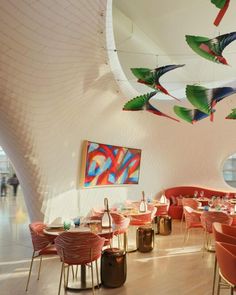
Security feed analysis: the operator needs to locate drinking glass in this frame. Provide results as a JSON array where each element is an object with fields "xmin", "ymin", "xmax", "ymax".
[
  {"xmin": 63, "ymin": 220, "xmax": 71, "ymax": 230},
  {"xmin": 208, "ymin": 199, "xmax": 213, "ymax": 208},
  {"xmin": 193, "ymin": 191, "xmax": 198, "ymax": 198}
]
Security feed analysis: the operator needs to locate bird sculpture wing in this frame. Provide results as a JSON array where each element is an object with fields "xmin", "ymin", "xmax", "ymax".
[
  {"xmin": 185, "ymin": 32, "xmax": 236, "ymax": 64},
  {"xmin": 173, "ymin": 105, "xmax": 210, "ymax": 124},
  {"xmin": 131, "ymin": 65, "xmax": 184, "ymax": 100},
  {"xmin": 123, "ymin": 91, "xmax": 157, "ymax": 111},
  {"xmin": 146, "ymin": 101, "xmax": 180, "ymax": 122},
  {"xmin": 211, "ymin": 0, "xmax": 230, "ymax": 26},
  {"xmin": 130, "ymin": 68, "xmax": 155, "ymax": 89},
  {"xmin": 226, "ymin": 108, "xmax": 236, "ymax": 119},
  {"xmin": 123, "ymin": 91, "xmax": 179, "ymax": 122},
  {"xmin": 186, "ymin": 84, "xmax": 236, "ymax": 115},
  {"xmin": 153, "ymin": 64, "xmax": 185, "ymax": 100}
]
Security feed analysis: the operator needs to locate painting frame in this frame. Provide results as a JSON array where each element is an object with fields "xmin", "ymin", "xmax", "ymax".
[{"xmin": 80, "ymin": 140, "xmax": 142, "ymax": 188}]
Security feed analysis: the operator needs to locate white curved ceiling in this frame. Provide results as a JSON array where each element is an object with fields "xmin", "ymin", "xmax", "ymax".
[
  {"xmin": 0, "ymin": 0, "xmax": 236, "ymax": 222},
  {"xmin": 113, "ymin": 0, "xmax": 236, "ymax": 99}
]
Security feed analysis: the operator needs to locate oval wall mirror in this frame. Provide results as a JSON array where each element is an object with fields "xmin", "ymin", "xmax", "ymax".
[{"xmin": 222, "ymin": 153, "xmax": 236, "ymax": 188}]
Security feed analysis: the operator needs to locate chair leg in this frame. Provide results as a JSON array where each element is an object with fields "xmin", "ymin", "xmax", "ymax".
[
  {"xmin": 123, "ymin": 232, "xmax": 127, "ymax": 251},
  {"xmin": 37, "ymin": 255, "xmax": 43, "ymax": 280},
  {"xmin": 212, "ymin": 256, "xmax": 217, "ymax": 295},
  {"xmin": 230, "ymin": 286, "xmax": 234, "ymax": 295},
  {"xmin": 118, "ymin": 235, "xmax": 121, "ymax": 249},
  {"xmin": 202, "ymin": 231, "xmax": 207, "ymax": 257},
  {"xmin": 183, "ymin": 228, "xmax": 188, "ymax": 245},
  {"xmin": 71, "ymin": 265, "xmax": 75, "ymax": 279},
  {"xmin": 95, "ymin": 260, "xmax": 100, "ymax": 289},
  {"xmin": 180, "ymin": 212, "xmax": 184, "ymax": 232},
  {"xmin": 75, "ymin": 265, "xmax": 78, "ymax": 278},
  {"xmin": 216, "ymin": 273, "xmax": 221, "ymax": 295},
  {"xmin": 66, "ymin": 265, "xmax": 69, "ymax": 288},
  {"xmin": 91, "ymin": 262, "xmax": 95, "ymax": 295},
  {"xmin": 25, "ymin": 251, "xmax": 35, "ymax": 291},
  {"xmin": 58, "ymin": 262, "xmax": 64, "ymax": 295}
]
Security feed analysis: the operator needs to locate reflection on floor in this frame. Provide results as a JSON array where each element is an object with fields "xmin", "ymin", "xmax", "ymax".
[{"xmin": 0, "ymin": 193, "xmax": 229, "ymax": 295}]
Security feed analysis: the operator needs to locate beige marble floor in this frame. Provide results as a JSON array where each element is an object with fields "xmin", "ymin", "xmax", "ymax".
[{"xmin": 0, "ymin": 192, "xmax": 229, "ymax": 295}]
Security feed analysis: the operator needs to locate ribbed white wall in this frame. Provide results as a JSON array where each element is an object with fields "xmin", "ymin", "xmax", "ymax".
[{"xmin": 0, "ymin": 0, "xmax": 235, "ymax": 222}]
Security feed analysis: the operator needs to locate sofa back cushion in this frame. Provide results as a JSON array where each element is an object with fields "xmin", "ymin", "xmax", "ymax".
[{"xmin": 165, "ymin": 186, "xmax": 234, "ymax": 201}]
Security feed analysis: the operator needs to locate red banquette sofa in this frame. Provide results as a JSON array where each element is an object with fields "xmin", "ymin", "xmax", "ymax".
[{"xmin": 164, "ymin": 186, "xmax": 235, "ymax": 220}]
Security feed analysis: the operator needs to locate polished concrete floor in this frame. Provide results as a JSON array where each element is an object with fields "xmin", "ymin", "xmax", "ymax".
[{"xmin": 0, "ymin": 191, "xmax": 229, "ymax": 295}]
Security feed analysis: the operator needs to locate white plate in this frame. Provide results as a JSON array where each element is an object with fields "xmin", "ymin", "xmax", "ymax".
[{"xmin": 47, "ymin": 224, "xmax": 63, "ymax": 228}]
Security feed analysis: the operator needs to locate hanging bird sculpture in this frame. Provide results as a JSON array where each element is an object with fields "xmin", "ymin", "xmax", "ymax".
[
  {"xmin": 123, "ymin": 91, "xmax": 180, "ymax": 122},
  {"xmin": 185, "ymin": 32, "xmax": 236, "ymax": 65},
  {"xmin": 173, "ymin": 105, "xmax": 210, "ymax": 124},
  {"xmin": 131, "ymin": 64, "xmax": 185, "ymax": 101},
  {"xmin": 211, "ymin": 0, "xmax": 230, "ymax": 26},
  {"xmin": 186, "ymin": 84, "xmax": 236, "ymax": 121}
]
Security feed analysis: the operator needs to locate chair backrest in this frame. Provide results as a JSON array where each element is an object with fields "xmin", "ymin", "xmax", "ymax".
[
  {"xmin": 182, "ymin": 198, "xmax": 200, "ymax": 209},
  {"xmin": 183, "ymin": 206, "xmax": 201, "ymax": 229},
  {"xmin": 55, "ymin": 231, "xmax": 105, "ymax": 265},
  {"xmin": 110, "ymin": 212, "xmax": 130, "ymax": 234},
  {"xmin": 29, "ymin": 222, "xmax": 51, "ymax": 251},
  {"xmin": 213, "ymin": 222, "xmax": 236, "ymax": 245},
  {"xmin": 200, "ymin": 211, "xmax": 232, "ymax": 233},
  {"xmin": 155, "ymin": 205, "xmax": 168, "ymax": 217},
  {"xmin": 221, "ymin": 223, "xmax": 236, "ymax": 237},
  {"xmin": 151, "ymin": 207, "xmax": 157, "ymax": 220},
  {"xmin": 129, "ymin": 212, "xmax": 152, "ymax": 226},
  {"xmin": 215, "ymin": 242, "xmax": 236, "ymax": 286},
  {"xmin": 91, "ymin": 208, "xmax": 104, "ymax": 218}
]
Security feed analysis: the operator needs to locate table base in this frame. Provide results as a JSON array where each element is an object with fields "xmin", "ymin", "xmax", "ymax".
[{"xmin": 66, "ymin": 281, "xmax": 101, "ymax": 291}]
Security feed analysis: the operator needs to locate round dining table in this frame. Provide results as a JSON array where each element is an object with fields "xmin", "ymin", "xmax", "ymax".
[{"xmin": 44, "ymin": 223, "xmax": 113, "ymax": 291}]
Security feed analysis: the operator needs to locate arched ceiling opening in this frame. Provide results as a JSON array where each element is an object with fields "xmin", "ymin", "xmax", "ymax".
[{"xmin": 113, "ymin": 0, "xmax": 236, "ymax": 100}]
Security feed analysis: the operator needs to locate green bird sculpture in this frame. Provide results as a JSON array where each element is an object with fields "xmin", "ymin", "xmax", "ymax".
[
  {"xmin": 131, "ymin": 64, "xmax": 185, "ymax": 101},
  {"xmin": 123, "ymin": 91, "xmax": 179, "ymax": 122},
  {"xmin": 185, "ymin": 32, "xmax": 236, "ymax": 65},
  {"xmin": 173, "ymin": 105, "xmax": 210, "ymax": 124}
]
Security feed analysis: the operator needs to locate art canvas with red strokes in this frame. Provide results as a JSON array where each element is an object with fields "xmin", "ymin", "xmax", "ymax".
[{"xmin": 80, "ymin": 141, "xmax": 141, "ymax": 187}]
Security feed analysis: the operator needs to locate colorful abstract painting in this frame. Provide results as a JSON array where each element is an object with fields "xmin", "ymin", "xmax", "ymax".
[{"xmin": 80, "ymin": 141, "xmax": 141, "ymax": 187}]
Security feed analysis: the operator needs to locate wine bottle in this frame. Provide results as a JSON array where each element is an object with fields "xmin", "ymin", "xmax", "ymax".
[
  {"xmin": 139, "ymin": 191, "xmax": 147, "ymax": 213},
  {"xmin": 101, "ymin": 197, "xmax": 112, "ymax": 228}
]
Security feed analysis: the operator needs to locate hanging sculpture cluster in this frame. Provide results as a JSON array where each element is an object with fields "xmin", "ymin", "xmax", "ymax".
[{"xmin": 122, "ymin": 0, "xmax": 236, "ymax": 123}]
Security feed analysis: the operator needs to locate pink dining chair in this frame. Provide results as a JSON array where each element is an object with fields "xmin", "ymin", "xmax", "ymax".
[
  {"xmin": 26, "ymin": 222, "xmax": 58, "ymax": 291},
  {"xmin": 129, "ymin": 211, "xmax": 152, "ymax": 226},
  {"xmin": 181, "ymin": 198, "xmax": 201, "ymax": 229},
  {"xmin": 110, "ymin": 212, "xmax": 130, "ymax": 250},
  {"xmin": 183, "ymin": 206, "xmax": 203, "ymax": 244},
  {"xmin": 55, "ymin": 231, "xmax": 105, "ymax": 295},
  {"xmin": 155, "ymin": 204, "xmax": 168, "ymax": 217},
  {"xmin": 215, "ymin": 242, "xmax": 236, "ymax": 295},
  {"xmin": 127, "ymin": 211, "xmax": 153, "ymax": 252},
  {"xmin": 200, "ymin": 211, "xmax": 233, "ymax": 252},
  {"xmin": 212, "ymin": 222, "xmax": 236, "ymax": 295}
]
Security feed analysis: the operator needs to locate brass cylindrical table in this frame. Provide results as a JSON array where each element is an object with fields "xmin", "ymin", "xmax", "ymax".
[
  {"xmin": 101, "ymin": 248, "xmax": 127, "ymax": 288},
  {"xmin": 158, "ymin": 216, "xmax": 172, "ymax": 235},
  {"xmin": 136, "ymin": 226, "xmax": 154, "ymax": 252}
]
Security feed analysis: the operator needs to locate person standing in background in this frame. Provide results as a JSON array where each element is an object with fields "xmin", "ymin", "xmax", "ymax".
[
  {"xmin": 8, "ymin": 173, "xmax": 19, "ymax": 196},
  {"xmin": 1, "ymin": 175, "xmax": 7, "ymax": 196}
]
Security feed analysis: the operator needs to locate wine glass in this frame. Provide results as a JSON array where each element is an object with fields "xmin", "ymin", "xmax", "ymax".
[
  {"xmin": 193, "ymin": 191, "xmax": 198, "ymax": 199},
  {"xmin": 208, "ymin": 198, "xmax": 213, "ymax": 208},
  {"xmin": 200, "ymin": 191, "xmax": 204, "ymax": 199}
]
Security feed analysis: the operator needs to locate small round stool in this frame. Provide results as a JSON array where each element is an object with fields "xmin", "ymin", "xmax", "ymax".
[
  {"xmin": 136, "ymin": 226, "xmax": 154, "ymax": 252},
  {"xmin": 101, "ymin": 248, "xmax": 127, "ymax": 288}
]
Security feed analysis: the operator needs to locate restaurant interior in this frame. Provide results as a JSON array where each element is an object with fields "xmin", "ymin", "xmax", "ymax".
[{"xmin": 0, "ymin": 0, "xmax": 236, "ymax": 294}]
